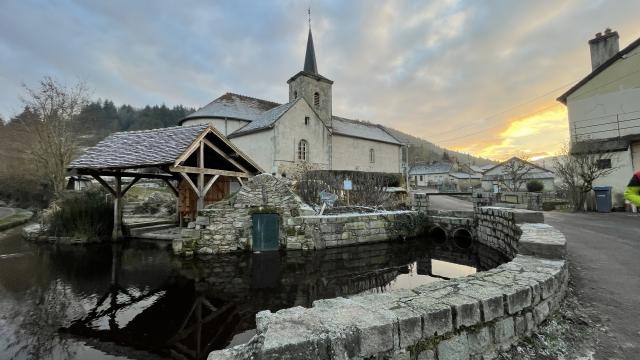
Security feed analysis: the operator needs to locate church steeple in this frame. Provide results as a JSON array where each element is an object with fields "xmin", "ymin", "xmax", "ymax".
[{"xmin": 303, "ymin": 29, "xmax": 318, "ymax": 74}]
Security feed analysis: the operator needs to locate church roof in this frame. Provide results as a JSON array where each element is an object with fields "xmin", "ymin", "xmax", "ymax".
[
  {"xmin": 228, "ymin": 99, "xmax": 300, "ymax": 138},
  {"xmin": 331, "ymin": 116, "xmax": 402, "ymax": 145},
  {"xmin": 304, "ymin": 29, "xmax": 318, "ymax": 74},
  {"xmin": 180, "ymin": 92, "xmax": 280, "ymax": 124}
]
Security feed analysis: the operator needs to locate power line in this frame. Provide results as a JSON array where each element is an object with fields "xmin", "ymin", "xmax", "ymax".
[
  {"xmin": 431, "ymin": 65, "xmax": 640, "ymax": 144},
  {"xmin": 427, "ymin": 79, "xmax": 578, "ymax": 138}
]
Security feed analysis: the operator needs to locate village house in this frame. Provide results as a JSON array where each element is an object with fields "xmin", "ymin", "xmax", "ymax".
[
  {"xmin": 409, "ymin": 161, "xmax": 481, "ymax": 191},
  {"xmin": 557, "ymin": 29, "xmax": 640, "ymax": 206},
  {"xmin": 180, "ymin": 28, "xmax": 405, "ymax": 177},
  {"xmin": 481, "ymin": 157, "xmax": 555, "ymax": 193}
]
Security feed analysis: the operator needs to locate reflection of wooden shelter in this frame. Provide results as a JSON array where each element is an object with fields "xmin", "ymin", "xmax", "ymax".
[{"xmin": 68, "ymin": 124, "xmax": 262, "ymax": 240}]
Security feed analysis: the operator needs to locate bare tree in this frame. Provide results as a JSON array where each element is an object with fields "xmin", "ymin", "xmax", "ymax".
[
  {"xmin": 498, "ymin": 155, "xmax": 535, "ymax": 192},
  {"xmin": 20, "ymin": 77, "xmax": 88, "ymax": 199},
  {"xmin": 553, "ymin": 143, "xmax": 616, "ymax": 211}
]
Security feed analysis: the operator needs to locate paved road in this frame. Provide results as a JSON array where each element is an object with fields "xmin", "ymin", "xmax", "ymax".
[
  {"xmin": 424, "ymin": 195, "xmax": 473, "ymax": 211},
  {"xmin": 546, "ymin": 211, "xmax": 640, "ymax": 359},
  {"xmin": 0, "ymin": 207, "xmax": 15, "ymax": 220}
]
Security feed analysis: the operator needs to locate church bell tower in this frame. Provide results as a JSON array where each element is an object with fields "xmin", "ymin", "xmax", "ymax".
[{"xmin": 287, "ymin": 26, "xmax": 333, "ymax": 128}]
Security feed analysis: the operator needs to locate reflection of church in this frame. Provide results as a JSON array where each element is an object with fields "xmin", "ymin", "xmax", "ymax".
[{"xmin": 62, "ymin": 241, "xmax": 507, "ymax": 359}]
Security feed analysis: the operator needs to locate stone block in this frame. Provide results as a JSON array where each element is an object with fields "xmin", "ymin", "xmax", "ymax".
[
  {"xmin": 467, "ymin": 326, "xmax": 492, "ymax": 355},
  {"xmin": 417, "ymin": 349, "xmax": 436, "ymax": 360},
  {"xmin": 534, "ymin": 300, "xmax": 550, "ymax": 324},
  {"xmin": 458, "ymin": 284, "xmax": 504, "ymax": 322},
  {"xmin": 518, "ymin": 223, "xmax": 567, "ymax": 259},
  {"xmin": 437, "ymin": 333, "xmax": 470, "ymax": 360},
  {"xmin": 511, "ymin": 209, "xmax": 544, "ymax": 224},
  {"xmin": 440, "ymin": 295, "xmax": 481, "ymax": 329},
  {"xmin": 405, "ymin": 297, "xmax": 453, "ymax": 337},
  {"xmin": 504, "ymin": 285, "xmax": 532, "ymax": 314},
  {"xmin": 195, "ymin": 216, "xmax": 210, "ymax": 226},
  {"xmin": 492, "ymin": 317, "xmax": 515, "ymax": 346},
  {"xmin": 388, "ymin": 305, "xmax": 422, "ymax": 348}
]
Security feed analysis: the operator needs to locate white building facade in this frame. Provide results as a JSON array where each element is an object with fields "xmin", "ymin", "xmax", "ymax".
[
  {"xmin": 558, "ymin": 29, "xmax": 640, "ymax": 206},
  {"xmin": 180, "ymin": 29, "xmax": 404, "ymax": 176}
]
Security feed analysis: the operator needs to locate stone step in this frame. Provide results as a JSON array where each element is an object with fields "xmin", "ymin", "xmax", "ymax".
[{"xmin": 128, "ymin": 223, "xmax": 176, "ymax": 237}]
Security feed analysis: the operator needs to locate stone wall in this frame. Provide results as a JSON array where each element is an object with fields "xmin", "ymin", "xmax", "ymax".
[
  {"xmin": 175, "ymin": 175, "xmax": 427, "ymax": 256},
  {"xmin": 284, "ymin": 211, "xmax": 426, "ymax": 251},
  {"xmin": 209, "ymin": 207, "xmax": 569, "ymax": 360},
  {"xmin": 174, "ymin": 174, "xmax": 306, "ymax": 256}
]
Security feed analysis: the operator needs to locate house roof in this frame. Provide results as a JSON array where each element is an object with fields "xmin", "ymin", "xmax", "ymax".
[
  {"xmin": 180, "ymin": 93, "xmax": 280, "ymax": 124},
  {"xmin": 228, "ymin": 99, "xmax": 300, "ymax": 138},
  {"xmin": 482, "ymin": 157, "xmax": 554, "ymax": 177},
  {"xmin": 449, "ymin": 172, "xmax": 482, "ymax": 179},
  {"xmin": 409, "ymin": 162, "xmax": 453, "ymax": 175},
  {"xmin": 331, "ymin": 116, "xmax": 402, "ymax": 145},
  {"xmin": 557, "ymin": 35, "xmax": 640, "ymax": 104},
  {"xmin": 70, "ymin": 124, "xmax": 211, "ymax": 169}
]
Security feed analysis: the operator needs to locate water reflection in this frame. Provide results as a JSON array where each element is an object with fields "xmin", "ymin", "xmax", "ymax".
[{"xmin": 0, "ymin": 231, "xmax": 509, "ymax": 360}]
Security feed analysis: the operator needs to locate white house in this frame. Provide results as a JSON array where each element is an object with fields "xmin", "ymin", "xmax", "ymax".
[
  {"xmin": 481, "ymin": 157, "xmax": 555, "ymax": 193},
  {"xmin": 409, "ymin": 162, "xmax": 453, "ymax": 187},
  {"xmin": 180, "ymin": 28, "xmax": 404, "ymax": 177},
  {"xmin": 557, "ymin": 29, "xmax": 640, "ymax": 206}
]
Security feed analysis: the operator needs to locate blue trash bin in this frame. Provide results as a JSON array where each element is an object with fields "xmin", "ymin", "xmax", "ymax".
[{"xmin": 593, "ymin": 186, "xmax": 612, "ymax": 213}]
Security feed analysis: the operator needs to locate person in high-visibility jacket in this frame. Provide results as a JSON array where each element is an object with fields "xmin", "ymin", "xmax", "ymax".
[{"xmin": 624, "ymin": 170, "xmax": 640, "ymax": 207}]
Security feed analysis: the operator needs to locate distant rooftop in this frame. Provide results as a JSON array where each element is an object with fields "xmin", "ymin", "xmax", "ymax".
[{"xmin": 409, "ymin": 162, "xmax": 453, "ymax": 175}]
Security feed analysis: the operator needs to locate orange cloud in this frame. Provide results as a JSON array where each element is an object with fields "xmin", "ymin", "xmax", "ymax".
[{"xmin": 457, "ymin": 104, "xmax": 569, "ymax": 161}]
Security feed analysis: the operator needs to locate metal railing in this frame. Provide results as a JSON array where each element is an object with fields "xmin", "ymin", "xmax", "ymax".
[{"xmin": 572, "ymin": 110, "xmax": 640, "ymax": 142}]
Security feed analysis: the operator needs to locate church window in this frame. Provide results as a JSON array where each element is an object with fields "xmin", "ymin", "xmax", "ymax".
[
  {"xmin": 297, "ymin": 139, "xmax": 309, "ymax": 161},
  {"xmin": 304, "ymin": 116, "xmax": 310, "ymax": 125},
  {"xmin": 294, "ymin": 91, "xmax": 298, "ymax": 99},
  {"xmin": 314, "ymin": 92, "xmax": 320, "ymax": 107},
  {"xmin": 369, "ymin": 148, "xmax": 375, "ymax": 163}
]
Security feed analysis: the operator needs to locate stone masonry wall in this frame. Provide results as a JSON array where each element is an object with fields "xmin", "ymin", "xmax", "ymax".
[
  {"xmin": 209, "ymin": 207, "xmax": 569, "ymax": 360},
  {"xmin": 174, "ymin": 174, "xmax": 305, "ymax": 256},
  {"xmin": 284, "ymin": 211, "xmax": 426, "ymax": 251}
]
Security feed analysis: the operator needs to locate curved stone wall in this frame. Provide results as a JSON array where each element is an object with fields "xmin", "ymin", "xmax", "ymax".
[{"xmin": 209, "ymin": 207, "xmax": 568, "ymax": 360}]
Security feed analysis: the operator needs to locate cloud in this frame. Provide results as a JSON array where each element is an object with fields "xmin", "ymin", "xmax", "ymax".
[{"xmin": 0, "ymin": 0, "xmax": 638, "ymax": 158}]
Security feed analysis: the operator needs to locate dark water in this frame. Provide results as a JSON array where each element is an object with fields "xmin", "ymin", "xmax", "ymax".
[{"xmin": 0, "ymin": 227, "xmax": 509, "ymax": 360}]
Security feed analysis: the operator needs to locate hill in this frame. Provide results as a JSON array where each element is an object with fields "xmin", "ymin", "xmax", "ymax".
[{"xmin": 383, "ymin": 127, "xmax": 496, "ymax": 166}]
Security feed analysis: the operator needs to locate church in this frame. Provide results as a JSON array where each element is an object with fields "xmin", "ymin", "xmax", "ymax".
[{"xmin": 180, "ymin": 27, "xmax": 405, "ymax": 177}]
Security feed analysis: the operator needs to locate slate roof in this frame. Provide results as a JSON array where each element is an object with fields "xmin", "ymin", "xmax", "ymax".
[
  {"xmin": 304, "ymin": 29, "xmax": 318, "ymax": 74},
  {"xmin": 228, "ymin": 99, "xmax": 300, "ymax": 138},
  {"xmin": 180, "ymin": 93, "xmax": 280, "ymax": 124},
  {"xmin": 558, "ymin": 35, "xmax": 640, "ymax": 104},
  {"xmin": 69, "ymin": 124, "xmax": 209, "ymax": 169},
  {"xmin": 449, "ymin": 172, "xmax": 482, "ymax": 179},
  {"xmin": 331, "ymin": 116, "xmax": 401, "ymax": 145},
  {"xmin": 409, "ymin": 162, "xmax": 453, "ymax": 175}
]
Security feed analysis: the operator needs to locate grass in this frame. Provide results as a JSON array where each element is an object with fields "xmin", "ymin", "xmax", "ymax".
[
  {"xmin": 0, "ymin": 209, "xmax": 33, "ymax": 231},
  {"xmin": 46, "ymin": 190, "xmax": 113, "ymax": 241}
]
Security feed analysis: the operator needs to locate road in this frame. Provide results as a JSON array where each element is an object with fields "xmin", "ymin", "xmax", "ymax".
[
  {"xmin": 0, "ymin": 207, "xmax": 16, "ymax": 220},
  {"xmin": 545, "ymin": 211, "xmax": 640, "ymax": 359},
  {"xmin": 424, "ymin": 195, "xmax": 473, "ymax": 211}
]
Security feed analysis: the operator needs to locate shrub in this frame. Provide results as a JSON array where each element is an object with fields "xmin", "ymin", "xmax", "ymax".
[
  {"xmin": 296, "ymin": 170, "xmax": 401, "ymax": 207},
  {"xmin": 46, "ymin": 189, "xmax": 113, "ymax": 240},
  {"xmin": 526, "ymin": 180, "xmax": 544, "ymax": 192}
]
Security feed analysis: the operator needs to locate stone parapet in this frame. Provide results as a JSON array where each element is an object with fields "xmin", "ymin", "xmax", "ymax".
[{"xmin": 209, "ymin": 207, "xmax": 568, "ymax": 360}]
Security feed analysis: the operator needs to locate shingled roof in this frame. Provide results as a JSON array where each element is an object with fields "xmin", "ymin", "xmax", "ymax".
[
  {"xmin": 180, "ymin": 93, "xmax": 280, "ymax": 124},
  {"xmin": 228, "ymin": 99, "xmax": 300, "ymax": 138},
  {"xmin": 69, "ymin": 124, "xmax": 210, "ymax": 169},
  {"xmin": 331, "ymin": 116, "xmax": 401, "ymax": 145}
]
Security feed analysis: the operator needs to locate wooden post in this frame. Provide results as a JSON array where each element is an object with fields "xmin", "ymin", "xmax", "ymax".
[
  {"xmin": 197, "ymin": 141, "xmax": 205, "ymax": 211},
  {"xmin": 112, "ymin": 175, "xmax": 123, "ymax": 241}
]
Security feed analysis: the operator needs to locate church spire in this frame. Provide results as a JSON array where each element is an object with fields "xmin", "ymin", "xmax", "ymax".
[{"xmin": 303, "ymin": 19, "xmax": 318, "ymax": 74}]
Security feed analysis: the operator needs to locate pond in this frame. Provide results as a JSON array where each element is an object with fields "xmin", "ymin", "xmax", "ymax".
[{"xmin": 0, "ymin": 227, "xmax": 510, "ymax": 360}]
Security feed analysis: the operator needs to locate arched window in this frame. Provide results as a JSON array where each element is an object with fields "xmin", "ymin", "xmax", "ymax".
[
  {"xmin": 369, "ymin": 148, "xmax": 375, "ymax": 163},
  {"xmin": 313, "ymin": 92, "xmax": 320, "ymax": 107},
  {"xmin": 297, "ymin": 139, "xmax": 308, "ymax": 161},
  {"xmin": 294, "ymin": 91, "xmax": 298, "ymax": 99}
]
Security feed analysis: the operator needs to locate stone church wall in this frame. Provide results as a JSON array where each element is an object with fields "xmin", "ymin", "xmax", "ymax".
[{"xmin": 331, "ymin": 134, "xmax": 402, "ymax": 173}]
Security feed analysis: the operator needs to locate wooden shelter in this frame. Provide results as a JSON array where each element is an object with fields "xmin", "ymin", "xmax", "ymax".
[{"xmin": 68, "ymin": 124, "xmax": 263, "ymax": 240}]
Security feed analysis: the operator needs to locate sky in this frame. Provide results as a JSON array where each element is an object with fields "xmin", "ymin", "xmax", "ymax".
[{"xmin": 1, "ymin": 0, "xmax": 638, "ymax": 161}]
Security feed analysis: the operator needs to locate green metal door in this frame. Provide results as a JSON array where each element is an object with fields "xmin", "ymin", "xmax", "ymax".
[{"xmin": 252, "ymin": 213, "xmax": 279, "ymax": 251}]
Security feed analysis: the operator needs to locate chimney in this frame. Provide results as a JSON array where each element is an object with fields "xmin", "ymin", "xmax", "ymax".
[{"xmin": 588, "ymin": 28, "xmax": 620, "ymax": 70}]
